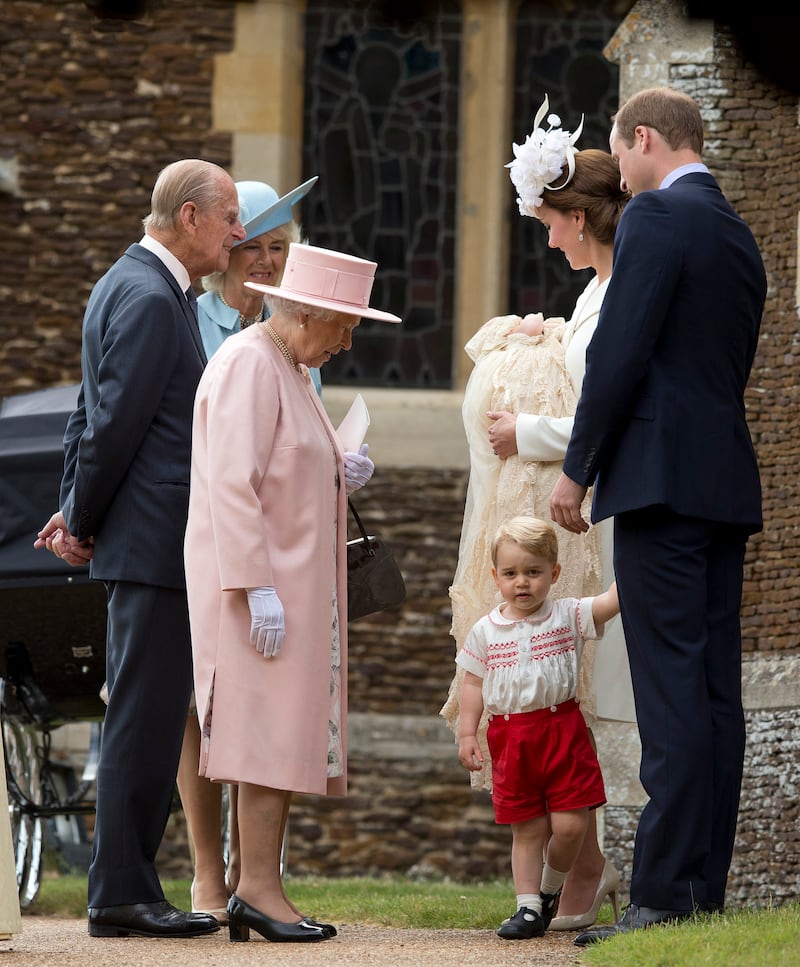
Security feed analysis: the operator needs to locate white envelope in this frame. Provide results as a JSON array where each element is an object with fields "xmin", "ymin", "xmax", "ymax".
[{"xmin": 336, "ymin": 393, "xmax": 370, "ymax": 451}]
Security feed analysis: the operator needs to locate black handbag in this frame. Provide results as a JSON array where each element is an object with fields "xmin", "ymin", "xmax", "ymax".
[{"xmin": 346, "ymin": 498, "xmax": 406, "ymax": 621}]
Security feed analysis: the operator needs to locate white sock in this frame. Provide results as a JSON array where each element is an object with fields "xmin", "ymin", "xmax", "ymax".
[
  {"xmin": 516, "ymin": 893, "xmax": 542, "ymax": 914},
  {"xmin": 540, "ymin": 862, "xmax": 568, "ymax": 896}
]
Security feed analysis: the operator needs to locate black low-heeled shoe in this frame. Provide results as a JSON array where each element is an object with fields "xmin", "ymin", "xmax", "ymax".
[
  {"xmin": 300, "ymin": 917, "xmax": 337, "ymax": 937},
  {"xmin": 227, "ymin": 894, "xmax": 329, "ymax": 943}
]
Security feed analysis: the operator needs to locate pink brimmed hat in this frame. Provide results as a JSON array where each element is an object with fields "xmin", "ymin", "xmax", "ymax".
[{"xmin": 244, "ymin": 243, "xmax": 401, "ymax": 323}]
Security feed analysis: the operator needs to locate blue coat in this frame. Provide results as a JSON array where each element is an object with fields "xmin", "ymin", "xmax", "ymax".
[{"xmin": 198, "ymin": 290, "xmax": 323, "ymax": 396}]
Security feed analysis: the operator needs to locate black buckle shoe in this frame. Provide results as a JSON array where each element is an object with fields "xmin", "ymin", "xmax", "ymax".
[
  {"xmin": 540, "ymin": 890, "xmax": 561, "ymax": 930},
  {"xmin": 496, "ymin": 906, "xmax": 545, "ymax": 939}
]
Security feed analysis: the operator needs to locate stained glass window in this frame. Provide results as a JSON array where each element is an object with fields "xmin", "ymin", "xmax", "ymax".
[
  {"xmin": 302, "ymin": 2, "xmax": 461, "ymax": 387},
  {"xmin": 301, "ymin": 2, "xmax": 623, "ymax": 389}
]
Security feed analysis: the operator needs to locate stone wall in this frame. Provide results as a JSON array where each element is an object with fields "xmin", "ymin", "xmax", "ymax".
[
  {"xmin": 0, "ymin": 1, "xmax": 236, "ymax": 393},
  {"xmin": 702, "ymin": 37, "xmax": 800, "ymax": 657}
]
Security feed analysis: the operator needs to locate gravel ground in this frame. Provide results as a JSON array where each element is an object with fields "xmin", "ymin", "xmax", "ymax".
[{"xmin": 5, "ymin": 916, "xmax": 587, "ymax": 966}]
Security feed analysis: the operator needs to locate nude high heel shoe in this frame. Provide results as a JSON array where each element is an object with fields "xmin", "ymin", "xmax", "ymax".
[
  {"xmin": 548, "ymin": 860, "xmax": 621, "ymax": 931},
  {"xmin": 191, "ymin": 879, "xmax": 230, "ymax": 926}
]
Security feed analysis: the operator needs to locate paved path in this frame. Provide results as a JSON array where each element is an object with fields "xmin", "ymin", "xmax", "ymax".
[{"xmin": 5, "ymin": 916, "xmax": 586, "ymax": 966}]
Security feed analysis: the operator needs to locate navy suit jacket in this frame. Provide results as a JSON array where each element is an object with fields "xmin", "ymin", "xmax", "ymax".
[
  {"xmin": 60, "ymin": 243, "xmax": 207, "ymax": 588},
  {"xmin": 563, "ymin": 173, "xmax": 767, "ymax": 534}
]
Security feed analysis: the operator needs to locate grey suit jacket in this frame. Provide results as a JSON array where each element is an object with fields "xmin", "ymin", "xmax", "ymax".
[{"xmin": 60, "ymin": 243, "xmax": 207, "ymax": 588}]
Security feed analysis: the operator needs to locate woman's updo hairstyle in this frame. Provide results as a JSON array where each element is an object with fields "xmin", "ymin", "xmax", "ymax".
[{"xmin": 540, "ymin": 149, "xmax": 629, "ymax": 245}]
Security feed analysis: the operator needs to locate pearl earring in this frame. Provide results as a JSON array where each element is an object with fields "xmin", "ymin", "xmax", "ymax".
[{"xmin": 578, "ymin": 232, "xmax": 584, "ymax": 242}]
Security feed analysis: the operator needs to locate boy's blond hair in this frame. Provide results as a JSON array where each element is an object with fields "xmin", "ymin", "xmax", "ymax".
[{"xmin": 491, "ymin": 515, "xmax": 559, "ymax": 565}]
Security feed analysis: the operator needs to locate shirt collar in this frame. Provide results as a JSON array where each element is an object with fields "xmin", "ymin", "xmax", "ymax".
[
  {"xmin": 139, "ymin": 234, "xmax": 192, "ymax": 294},
  {"xmin": 660, "ymin": 162, "xmax": 710, "ymax": 189},
  {"xmin": 491, "ymin": 597, "xmax": 554, "ymax": 626}
]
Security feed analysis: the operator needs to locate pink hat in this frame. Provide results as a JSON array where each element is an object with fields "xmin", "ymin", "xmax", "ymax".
[{"xmin": 244, "ymin": 243, "xmax": 401, "ymax": 323}]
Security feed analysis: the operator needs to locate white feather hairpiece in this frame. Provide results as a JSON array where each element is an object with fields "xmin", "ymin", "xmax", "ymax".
[{"xmin": 506, "ymin": 94, "xmax": 584, "ymax": 215}]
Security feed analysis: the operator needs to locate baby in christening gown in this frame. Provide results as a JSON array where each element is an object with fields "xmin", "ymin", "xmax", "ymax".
[{"xmin": 441, "ymin": 312, "xmax": 602, "ymax": 790}]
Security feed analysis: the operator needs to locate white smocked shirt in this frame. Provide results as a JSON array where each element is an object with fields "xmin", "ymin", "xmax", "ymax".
[{"xmin": 456, "ymin": 596, "xmax": 603, "ymax": 716}]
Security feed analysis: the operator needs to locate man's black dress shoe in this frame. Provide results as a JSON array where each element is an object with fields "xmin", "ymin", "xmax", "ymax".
[
  {"xmin": 88, "ymin": 900, "xmax": 219, "ymax": 938},
  {"xmin": 496, "ymin": 906, "xmax": 545, "ymax": 939},
  {"xmin": 574, "ymin": 903, "xmax": 693, "ymax": 946}
]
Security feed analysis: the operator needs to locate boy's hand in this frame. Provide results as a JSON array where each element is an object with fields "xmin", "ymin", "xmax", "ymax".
[{"xmin": 458, "ymin": 735, "xmax": 484, "ymax": 772}]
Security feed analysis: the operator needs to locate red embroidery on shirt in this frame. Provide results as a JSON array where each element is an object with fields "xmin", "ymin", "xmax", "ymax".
[
  {"xmin": 484, "ymin": 630, "xmax": 576, "ymax": 669},
  {"xmin": 461, "ymin": 644, "xmax": 486, "ymax": 667}
]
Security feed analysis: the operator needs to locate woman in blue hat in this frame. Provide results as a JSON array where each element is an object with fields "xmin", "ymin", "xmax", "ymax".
[{"xmin": 197, "ymin": 177, "xmax": 321, "ymax": 392}]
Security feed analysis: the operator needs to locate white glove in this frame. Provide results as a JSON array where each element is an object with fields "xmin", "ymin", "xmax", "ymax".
[
  {"xmin": 246, "ymin": 586, "xmax": 285, "ymax": 658},
  {"xmin": 343, "ymin": 443, "xmax": 374, "ymax": 495}
]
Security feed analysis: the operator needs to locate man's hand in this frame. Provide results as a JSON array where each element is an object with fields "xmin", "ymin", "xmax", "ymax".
[
  {"xmin": 34, "ymin": 511, "xmax": 94, "ymax": 566},
  {"xmin": 487, "ymin": 410, "xmax": 518, "ymax": 460},
  {"xmin": 550, "ymin": 472, "xmax": 590, "ymax": 534}
]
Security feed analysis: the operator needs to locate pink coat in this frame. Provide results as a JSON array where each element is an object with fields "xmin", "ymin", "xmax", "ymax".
[{"xmin": 184, "ymin": 324, "xmax": 348, "ymax": 796}]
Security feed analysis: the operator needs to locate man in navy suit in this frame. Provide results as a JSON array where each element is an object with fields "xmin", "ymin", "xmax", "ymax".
[
  {"xmin": 549, "ymin": 88, "xmax": 767, "ymax": 942},
  {"xmin": 36, "ymin": 159, "xmax": 245, "ymax": 938}
]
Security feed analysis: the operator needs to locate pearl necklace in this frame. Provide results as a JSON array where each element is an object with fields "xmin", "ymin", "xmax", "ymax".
[
  {"xmin": 219, "ymin": 292, "xmax": 265, "ymax": 329},
  {"xmin": 262, "ymin": 322, "xmax": 296, "ymax": 367}
]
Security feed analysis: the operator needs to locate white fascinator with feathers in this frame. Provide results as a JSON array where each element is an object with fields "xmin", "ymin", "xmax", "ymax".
[{"xmin": 506, "ymin": 94, "xmax": 584, "ymax": 215}]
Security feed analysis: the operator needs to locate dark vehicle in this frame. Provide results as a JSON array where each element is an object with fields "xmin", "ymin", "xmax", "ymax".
[{"xmin": 0, "ymin": 384, "xmax": 106, "ymax": 906}]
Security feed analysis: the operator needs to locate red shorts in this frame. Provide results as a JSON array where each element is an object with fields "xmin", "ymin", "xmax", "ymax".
[{"xmin": 487, "ymin": 700, "xmax": 606, "ymax": 825}]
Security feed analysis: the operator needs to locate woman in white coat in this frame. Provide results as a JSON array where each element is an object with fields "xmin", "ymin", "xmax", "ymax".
[
  {"xmin": 442, "ymin": 136, "xmax": 635, "ymax": 930},
  {"xmin": 184, "ymin": 243, "xmax": 400, "ymax": 943}
]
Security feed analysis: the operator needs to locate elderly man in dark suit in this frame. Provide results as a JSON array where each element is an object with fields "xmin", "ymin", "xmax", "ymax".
[
  {"xmin": 549, "ymin": 87, "xmax": 767, "ymax": 943},
  {"xmin": 35, "ymin": 158, "xmax": 244, "ymax": 938}
]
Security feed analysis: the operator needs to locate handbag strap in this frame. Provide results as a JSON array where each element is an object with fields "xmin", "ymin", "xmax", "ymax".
[{"xmin": 348, "ymin": 498, "xmax": 376, "ymax": 552}]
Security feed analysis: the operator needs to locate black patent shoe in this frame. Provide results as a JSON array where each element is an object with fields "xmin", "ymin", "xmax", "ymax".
[
  {"xmin": 540, "ymin": 890, "xmax": 561, "ymax": 930},
  {"xmin": 496, "ymin": 906, "xmax": 545, "ymax": 939},
  {"xmin": 574, "ymin": 903, "xmax": 693, "ymax": 946},
  {"xmin": 88, "ymin": 900, "xmax": 218, "ymax": 938},
  {"xmin": 301, "ymin": 917, "xmax": 337, "ymax": 937},
  {"xmin": 227, "ymin": 894, "xmax": 329, "ymax": 943}
]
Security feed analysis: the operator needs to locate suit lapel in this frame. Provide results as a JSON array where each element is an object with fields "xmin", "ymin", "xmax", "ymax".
[
  {"xmin": 181, "ymin": 288, "xmax": 208, "ymax": 365},
  {"xmin": 125, "ymin": 244, "xmax": 208, "ymax": 365}
]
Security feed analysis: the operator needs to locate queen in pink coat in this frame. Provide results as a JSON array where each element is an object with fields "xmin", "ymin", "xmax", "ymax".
[{"xmin": 184, "ymin": 243, "xmax": 400, "ymax": 944}]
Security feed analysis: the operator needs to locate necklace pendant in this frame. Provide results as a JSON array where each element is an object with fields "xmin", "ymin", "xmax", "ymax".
[{"xmin": 220, "ymin": 291, "xmax": 264, "ymax": 329}]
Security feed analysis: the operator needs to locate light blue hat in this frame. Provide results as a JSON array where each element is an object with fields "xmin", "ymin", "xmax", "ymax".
[{"xmin": 234, "ymin": 176, "xmax": 318, "ymax": 247}]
